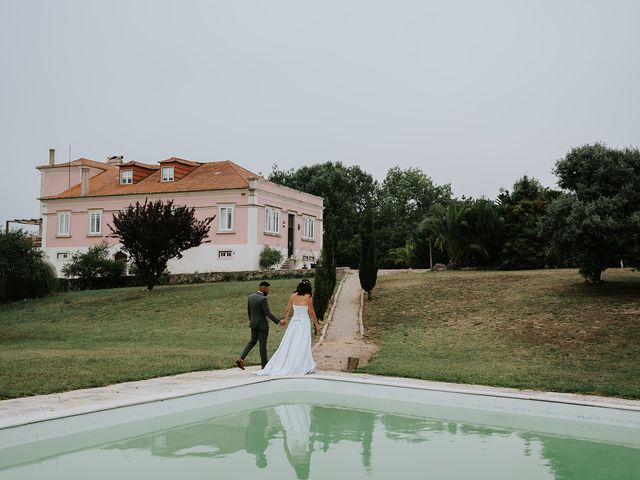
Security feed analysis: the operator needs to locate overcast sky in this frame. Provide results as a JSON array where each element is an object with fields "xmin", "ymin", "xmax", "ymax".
[{"xmin": 1, "ymin": 0, "xmax": 639, "ymax": 228}]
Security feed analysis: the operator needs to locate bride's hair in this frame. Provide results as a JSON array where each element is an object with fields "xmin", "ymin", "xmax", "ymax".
[{"xmin": 294, "ymin": 279, "xmax": 313, "ymax": 296}]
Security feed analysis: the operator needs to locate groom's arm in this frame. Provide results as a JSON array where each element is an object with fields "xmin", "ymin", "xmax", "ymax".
[{"xmin": 261, "ymin": 297, "xmax": 280, "ymax": 325}]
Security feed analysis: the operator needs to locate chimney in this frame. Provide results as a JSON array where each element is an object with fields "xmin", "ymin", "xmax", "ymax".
[
  {"xmin": 49, "ymin": 148, "xmax": 55, "ymax": 166},
  {"xmin": 106, "ymin": 155, "xmax": 124, "ymax": 166},
  {"xmin": 80, "ymin": 167, "xmax": 90, "ymax": 196}
]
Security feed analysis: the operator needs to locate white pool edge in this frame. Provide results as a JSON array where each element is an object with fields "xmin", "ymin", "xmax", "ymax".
[{"xmin": 1, "ymin": 369, "xmax": 639, "ymax": 431}]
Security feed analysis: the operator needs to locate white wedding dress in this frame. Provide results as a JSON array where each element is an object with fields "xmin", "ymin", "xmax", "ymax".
[{"xmin": 255, "ymin": 304, "xmax": 317, "ymax": 376}]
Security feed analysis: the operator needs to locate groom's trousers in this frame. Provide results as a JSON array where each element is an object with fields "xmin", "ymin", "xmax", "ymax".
[{"xmin": 240, "ymin": 328, "xmax": 269, "ymax": 368}]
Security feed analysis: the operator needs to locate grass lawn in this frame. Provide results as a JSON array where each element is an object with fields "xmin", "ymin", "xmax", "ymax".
[
  {"xmin": 360, "ymin": 269, "xmax": 640, "ymax": 399},
  {"xmin": 0, "ymin": 279, "xmax": 302, "ymax": 400}
]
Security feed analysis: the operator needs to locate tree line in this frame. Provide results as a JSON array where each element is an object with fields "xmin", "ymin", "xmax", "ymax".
[{"xmin": 270, "ymin": 143, "xmax": 640, "ymax": 283}]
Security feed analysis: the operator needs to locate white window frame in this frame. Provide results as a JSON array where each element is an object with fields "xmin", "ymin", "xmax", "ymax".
[
  {"xmin": 56, "ymin": 252, "xmax": 70, "ymax": 260},
  {"xmin": 88, "ymin": 210, "xmax": 102, "ymax": 235},
  {"xmin": 218, "ymin": 250, "xmax": 233, "ymax": 259},
  {"xmin": 218, "ymin": 205, "xmax": 234, "ymax": 232},
  {"xmin": 120, "ymin": 169, "xmax": 133, "ymax": 185},
  {"xmin": 57, "ymin": 211, "xmax": 71, "ymax": 236},
  {"xmin": 264, "ymin": 206, "xmax": 281, "ymax": 234},
  {"xmin": 161, "ymin": 166, "xmax": 174, "ymax": 182},
  {"xmin": 302, "ymin": 216, "xmax": 315, "ymax": 240}
]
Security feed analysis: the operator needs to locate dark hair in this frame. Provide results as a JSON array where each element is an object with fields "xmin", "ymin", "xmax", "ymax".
[
  {"xmin": 294, "ymin": 279, "xmax": 312, "ymax": 296},
  {"xmin": 259, "ymin": 281, "xmax": 271, "ymax": 287}
]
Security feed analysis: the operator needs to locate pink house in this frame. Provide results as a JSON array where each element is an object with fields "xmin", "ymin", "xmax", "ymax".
[{"xmin": 37, "ymin": 150, "xmax": 323, "ymax": 275}]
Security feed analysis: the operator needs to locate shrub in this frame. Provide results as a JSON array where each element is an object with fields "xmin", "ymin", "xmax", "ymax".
[
  {"xmin": 0, "ymin": 230, "xmax": 57, "ymax": 303},
  {"xmin": 259, "ymin": 245, "xmax": 283, "ymax": 270},
  {"xmin": 62, "ymin": 241, "xmax": 126, "ymax": 289}
]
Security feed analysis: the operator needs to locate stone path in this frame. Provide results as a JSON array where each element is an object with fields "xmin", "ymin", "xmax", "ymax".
[{"xmin": 313, "ymin": 271, "xmax": 378, "ymax": 371}]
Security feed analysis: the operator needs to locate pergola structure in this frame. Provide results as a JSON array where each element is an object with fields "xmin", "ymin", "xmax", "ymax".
[{"xmin": 4, "ymin": 218, "xmax": 43, "ymax": 247}]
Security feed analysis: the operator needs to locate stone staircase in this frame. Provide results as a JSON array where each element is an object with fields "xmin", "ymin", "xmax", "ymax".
[{"xmin": 280, "ymin": 257, "xmax": 296, "ymax": 270}]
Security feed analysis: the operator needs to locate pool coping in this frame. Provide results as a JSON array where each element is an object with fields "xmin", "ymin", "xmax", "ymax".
[{"xmin": 1, "ymin": 368, "xmax": 639, "ymax": 430}]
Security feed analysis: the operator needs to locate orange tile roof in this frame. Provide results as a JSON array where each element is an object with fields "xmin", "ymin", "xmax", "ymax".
[
  {"xmin": 158, "ymin": 157, "xmax": 202, "ymax": 167},
  {"xmin": 42, "ymin": 159, "xmax": 261, "ymax": 199},
  {"xmin": 120, "ymin": 161, "xmax": 159, "ymax": 170},
  {"xmin": 36, "ymin": 158, "xmax": 112, "ymax": 171}
]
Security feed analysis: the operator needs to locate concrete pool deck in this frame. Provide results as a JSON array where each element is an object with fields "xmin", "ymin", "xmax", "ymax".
[{"xmin": 2, "ymin": 368, "xmax": 640, "ymax": 430}]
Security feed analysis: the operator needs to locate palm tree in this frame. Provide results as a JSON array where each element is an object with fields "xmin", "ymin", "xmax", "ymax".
[
  {"xmin": 420, "ymin": 203, "xmax": 487, "ymax": 269},
  {"xmin": 389, "ymin": 238, "xmax": 416, "ymax": 268}
]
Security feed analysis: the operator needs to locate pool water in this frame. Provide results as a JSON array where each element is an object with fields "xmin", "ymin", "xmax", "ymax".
[{"xmin": 0, "ymin": 380, "xmax": 638, "ymax": 479}]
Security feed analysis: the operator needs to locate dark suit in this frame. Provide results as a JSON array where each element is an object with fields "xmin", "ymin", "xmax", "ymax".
[{"xmin": 240, "ymin": 292, "xmax": 281, "ymax": 368}]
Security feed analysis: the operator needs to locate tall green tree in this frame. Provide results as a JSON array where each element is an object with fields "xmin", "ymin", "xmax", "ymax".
[
  {"xmin": 541, "ymin": 143, "xmax": 640, "ymax": 282},
  {"xmin": 109, "ymin": 199, "xmax": 214, "ymax": 290},
  {"xmin": 463, "ymin": 198, "xmax": 504, "ymax": 268},
  {"xmin": 377, "ymin": 167, "xmax": 452, "ymax": 267},
  {"xmin": 323, "ymin": 215, "xmax": 337, "ymax": 292},
  {"xmin": 359, "ymin": 204, "xmax": 378, "ymax": 299},
  {"xmin": 497, "ymin": 176, "xmax": 560, "ymax": 270},
  {"xmin": 270, "ymin": 162, "xmax": 378, "ymax": 267},
  {"xmin": 313, "ymin": 217, "xmax": 337, "ymax": 321},
  {"xmin": 421, "ymin": 203, "xmax": 487, "ymax": 269}
]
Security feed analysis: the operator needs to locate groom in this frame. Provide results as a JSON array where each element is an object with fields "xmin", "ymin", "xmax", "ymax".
[{"xmin": 236, "ymin": 281, "xmax": 285, "ymax": 370}]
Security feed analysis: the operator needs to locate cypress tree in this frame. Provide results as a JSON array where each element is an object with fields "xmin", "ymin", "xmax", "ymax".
[
  {"xmin": 359, "ymin": 204, "xmax": 378, "ymax": 299},
  {"xmin": 323, "ymin": 215, "xmax": 337, "ymax": 292},
  {"xmin": 313, "ymin": 216, "xmax": 337, "ymax": 322}
]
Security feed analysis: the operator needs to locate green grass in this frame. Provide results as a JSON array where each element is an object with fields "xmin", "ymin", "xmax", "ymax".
[
  {"xmin": 0, "ymin": 279, "xmax": 301, "ymax": 399},
  {"xmin": 360, "ymin": 269, "xmax": 640, "ymax": 399}
]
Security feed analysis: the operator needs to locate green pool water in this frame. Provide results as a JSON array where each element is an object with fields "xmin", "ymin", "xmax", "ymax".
[{"xmin": 0, "ymin": 380, "xmax": 638, "ymax": 479}]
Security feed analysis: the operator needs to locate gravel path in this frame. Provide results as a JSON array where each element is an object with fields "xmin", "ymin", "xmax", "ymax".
[{"xmin": 313, "ymin": 271, "xmax": 378, "ymax": 371}]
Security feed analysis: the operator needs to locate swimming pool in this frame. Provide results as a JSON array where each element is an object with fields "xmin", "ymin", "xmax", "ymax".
[{"xmin": 1, "ymin": 377, "xmax": 639, "ymax": 479}]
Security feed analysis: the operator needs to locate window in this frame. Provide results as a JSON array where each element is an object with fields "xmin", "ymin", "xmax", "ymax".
[
  {"xmin": 88, "ymin": 210, "xmax": 102, "ymax": 235},
  {"xmin": 120, "ymin": 170, "xmax": 133, "ymax": 184},
  {"xmin": 161, "ymin": 166, "xmax": 174, "ymax": 182},
  {"xmin": 264, "ymin": 207, "xmax": 280, "ymax": 234},
  {"xmin": 57, "ymin": 212, "xmax": 70, "ymax": 236},
  {"xmin": 56, "ymin": 252, "xmax": 70, "ymax": 260},
  {"xmin": 218, "ymin": 250, "xmax": 233, "ymax": 259},
  {"xmin": 219, "ymin": 206, "xmax": 234, "ymax": 231},
  {"xmin": 302, "ymin": 216, "xmax": 315, "ymax": 240}
]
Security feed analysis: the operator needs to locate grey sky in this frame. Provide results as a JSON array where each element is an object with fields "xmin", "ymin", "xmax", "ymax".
[{"xmin": 1, "ymin": 0, "xmax": 639, "ymax": 228}]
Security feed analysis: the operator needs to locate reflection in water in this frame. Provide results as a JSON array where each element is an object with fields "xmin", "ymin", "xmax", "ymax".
[
  {"xmin": 275, "ymin": 405, "xmax": 312, "ymax": 479},
  {"xmin": 97, "ymin": 404, "xmax": 640, "ymax": 480},
  {"xmin": 4, "ymin": 403, "xmax": 638, "ymax": 479},
  {"xmin": 246, "ymin": 410, "xmax": 269, "ymax": 468}
]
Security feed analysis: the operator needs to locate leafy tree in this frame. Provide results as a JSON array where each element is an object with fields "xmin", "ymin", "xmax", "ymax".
[
  {"xmin": 359, "ymin": 203, "xmax": 378, "ymax": 299},
  {"xmin": 62, "ymin": 241, "xmax": 126, "ymax": 289},
  {"xmin": 259, "ymin": 245, "xmax": 283, "ymax": 270},
  {"xmin": 270, "ymin": 162, "xmax": 378, "ymax": 267},
  {"xmin": 377, "ymin": 167, "xmax": 451, "ymax": 267},
  {"xmin": 389, "ymin": 238, "xmax": 416, "ymax": 268},
  {"xmin": 109, "ymin": 199, "xmax": 214, "ymax": 290},
  {"xmin": 497, "ymin": 176, "xmax": 560, "ymax": 270},
  {"xmin": 541, "ymin": 143, "xmax": 640, "ymax": 282},
  {"xmin": 0, "ymin": 230, "xmax": 57, "ymax": 303},
  {"xmin": 463, "ymin": 198, "xmax": 504, "ymax": 268},
  {"xmin": 421, "ymin": 203, "xmax": 487, "ymax": 269}
]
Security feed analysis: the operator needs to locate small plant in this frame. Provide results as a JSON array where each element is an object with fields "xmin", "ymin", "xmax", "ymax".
[{"xmin": 259, "ymin": 245, "xmax": 283, "ymax": 270}]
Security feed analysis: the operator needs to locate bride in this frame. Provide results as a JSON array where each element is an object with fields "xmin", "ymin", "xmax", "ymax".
[{"xmin": 255, "ymin": 279, "xmax": 321, "ymax": 376}]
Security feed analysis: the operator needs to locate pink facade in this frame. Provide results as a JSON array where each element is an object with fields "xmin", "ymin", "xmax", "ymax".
[{"xmin": 38, "ymin": 159, "xmax": 323, "ymax": 274}]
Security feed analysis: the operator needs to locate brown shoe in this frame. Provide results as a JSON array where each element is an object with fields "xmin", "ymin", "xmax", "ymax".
[{"xmin": 235, "ymin": 358, "xmax": 245, "ymax": 370}]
